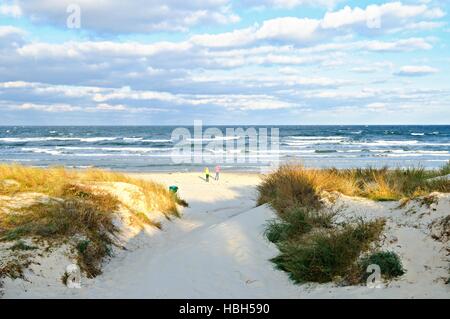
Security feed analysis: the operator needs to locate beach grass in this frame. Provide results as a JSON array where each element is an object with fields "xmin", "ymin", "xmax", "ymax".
[
  {"xmin": 259, "ymin": 162, "xmax": 449, "ymax": 284},
  {"xmin": 258, "ymin": 162, "xmax": 450, "ymax": 208},
  {"xmin": 270, "ymin": 218, "xmax": 385, "ymax": 284},
  {"xmin": 440, "ymin": 161, "xmax": 450, "ymax": 176},
  {"xmin": 0, "ymin": 164, "xmax": 183, "ymax": 278},
  {"xmin": 0, "ymin": 164, "xmax": 180, "ymax": 217}
]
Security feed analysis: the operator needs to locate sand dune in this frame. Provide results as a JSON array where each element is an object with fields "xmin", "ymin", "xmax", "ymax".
[{"xmin": 1, "ymin": 172, "xmax": 449, "ymax": 298}]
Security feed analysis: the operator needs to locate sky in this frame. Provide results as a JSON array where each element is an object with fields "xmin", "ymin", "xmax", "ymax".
[{"xmin": 0, "ymin": 0, "xmax": 449, "ymax": 125}]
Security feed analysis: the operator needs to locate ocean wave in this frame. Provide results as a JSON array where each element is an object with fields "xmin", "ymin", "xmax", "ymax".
[
  {"xmin": 411, "ymin": 133, "xmax": 425, "ymax": 136},
  {"xmin": 340, "ymin": 150, "xmax": 364, "ymax": 153},
  {"xmin": 24, "ymin": 146, "xmax": 174, "ymax": 154},
  {"xmin": 356, "ymin": 140, "xmax": 450, "ymax": 147},
  {"xmin": 286, "ymin": 136, "xmax": 346, "ymax": 140},
  {"xmin": 0, "ymin": 137, "xmax": 118, "ymax": 143},
  {"xmin": 187, "ymin": 136, "xmax": 241, "ymax": 142},
  {"xmin": 55, "ymin": 146, "xmax": 172, "ymax": 151},
  {"xmin": 205, "ymin": 148, "xmax": 243, "ymax": 154},
  {"xmin": 355, "ymin": 140, "xmax": 419, "ymax": 146},
  {"xmin": 141, "ymin": 139, "xmax": 173, "ymax": 143},
  {"xmin": 79, "ymin": 137, "xmax": 118, "ymax": 142},
  {"xmin": 21, "ymin": 148, "xmax": 64, "ymax": 156},
  {"xmin": 249, "ymin": 149, "xmax": 316, "ymax": 154},
  {"xmin": 283, "ymin": 140, "xmax": 344, "ymax": 146}
]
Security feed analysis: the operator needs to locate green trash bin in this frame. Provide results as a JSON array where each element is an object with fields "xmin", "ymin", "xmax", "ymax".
[{"xmin": 169, "ymin": 186, "xmax": 178, "ymax": 194}]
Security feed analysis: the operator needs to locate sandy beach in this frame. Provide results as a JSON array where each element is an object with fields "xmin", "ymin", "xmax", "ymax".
[
  {"xmin": 2, "ymin": 0, "xmax": 450, "ymax": 305},
  {"xmin": 1, "ymin": 171, "xmax": 449, "ymax": 298}
]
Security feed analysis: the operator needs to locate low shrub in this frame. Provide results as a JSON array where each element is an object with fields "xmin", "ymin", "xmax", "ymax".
[
  {"xmin": 265, "ymin": 206, "xmax": 334, "ymax": 244},
  {"xmin": 271, "ymin": 219, "xmax": 385, "ymax": 284},
  {"xmin": 359, "ymin": 251, "xmax": 405, "ymax": 280}
]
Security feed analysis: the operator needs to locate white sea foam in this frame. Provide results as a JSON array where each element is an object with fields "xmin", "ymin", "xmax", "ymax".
[
  {"xmin": 187, "ymin": 136, "xmax": 241, "ymax": 142},
  {"xmin": 286, "ymin": 136, "xmax": 346, "ymax": 140},
  {"xmin": 56, "ymin": 146, "xmax": 173, "ymax": 153},
  {"xmin": 21, "ymin": 148, "xmax": 63, "ymax": 156},
  {"xmin": 356, "ymin": 140, "xmax": 420, "ymax": 146},
  {"xmin": 0, "ymin": 137, "xmax": 118, "ymax": 143},
  {"xmin": 283, "ymin": 140, "xmax": 344, "ymax": 146},
  {"xmin": 79, "ymin": 137, "xmax": 118, "ymax": 142},
  {"xmin": 141, "ymin": 139, "xmax": 173, "ymax": 143},
  {"xmin": 356, "ymin": 140, "xmax": 450, "ymax": 147}
]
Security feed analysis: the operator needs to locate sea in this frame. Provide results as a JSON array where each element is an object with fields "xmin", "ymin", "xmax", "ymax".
[{"xmin": 0, "ymin": 125, "xmax": 449, "ymax": 172}]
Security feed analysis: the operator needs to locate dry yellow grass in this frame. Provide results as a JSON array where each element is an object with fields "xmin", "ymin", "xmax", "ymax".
[
  {"xmin": 257, "ymin": 164, "xmax": 450, "ymax": 285},
  {"xmin": 0, "ymin": 164, "xmax": 184, "ymax": 278},
  {"xmin": 258, "ymin": 163, "xmax": 450, "ymax": 211},
  {"xmin": 0, "ymin": 164, "xmax": 179, "ymax": 217}
]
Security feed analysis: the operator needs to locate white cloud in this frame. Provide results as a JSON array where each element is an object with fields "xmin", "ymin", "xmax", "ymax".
[
  {"xmin": 0, "ymin": 4, "xmax": 22, "ymax": 17},
  {"xmin": 405, "ymin": 21, "xmax": 446, "ymax": 30},
  {"xmin": 0, "ymin": 81, "xmax": 297, "ymax": 111},
  {"xmin": 17, "ymin": 41, "xmax": 193, "ymax": 59},
  {"xmin": 362, "ymin": 38, "xmax": 432, "ymax": 51},
  {"xmin": 423, "ymin": 7, "xmax": 446, "ymax": 19},
  {"xmin": 242, "ymin": 0, "xmax": 341, "ymax": 9},
  {"xmin": 16, "ymin": 103, "xmax": 81, "ymax": 112},
  {"xmin": 256, "ymin": 17, "xmax": 322, "ymax": 43},
  {"xmin": 96, "ymin": 103, "xmax": 127, "ymax": 111},
  {"xmin": 351, "ymin": 67, "xmax": 379, "ymax": 73},
  {"xmin": 1, "ymin": 2, "xmax": 448, "ymax": 124},
  {"xmin": 192, "ymin": 2, "xmax": 443, "ymax": 48},
  {"xmin": 318, "ymin": 2, "xmax": 435, "ymax": 32},
  {"xmin": 0, "ymin": 80, "xmax": 34, "ymax": 88},
  {"xmin": 14, "ymin": 0, "xmax": 239, "ymax": 33},
  {"xmin": 395, "ymin": 65, "xmax": 439, "ymax": 76},
  {"xmin": 0, "ymin": 25, "xmax": 25, "ymax": 38},
  {"xmin": 367, "ymin": 102, "xmax": 387, "ymax": 111},
  {"xmin": 190, "ymin": 27, "xmax": 256, "ymax": 48}
]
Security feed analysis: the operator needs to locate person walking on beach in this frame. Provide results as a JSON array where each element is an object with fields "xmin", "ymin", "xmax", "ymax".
[
  {"xmin": 204, "ymin": 167, "xmax": 210, "ymax": 182},
  {"xmin": 215, "ymin": 165, "xmax": 221, "ymax": 181}
]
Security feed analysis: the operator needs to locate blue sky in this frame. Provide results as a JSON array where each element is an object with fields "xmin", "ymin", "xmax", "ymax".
[{"xmin": 0, "ymin": 0, "xmax": 449, "ymax": 125}]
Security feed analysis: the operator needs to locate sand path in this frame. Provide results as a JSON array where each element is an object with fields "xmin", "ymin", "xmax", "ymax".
[
  {"xmin": 53, "ymin": 172, "xmax": 302, "ymax": 298},
  {"xmin": 4, "ymin": 172, "xmax": 448, "ymax": 298}
]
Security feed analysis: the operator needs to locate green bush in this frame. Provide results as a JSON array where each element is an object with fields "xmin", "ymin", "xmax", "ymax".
[
  {"xmin": 271, "ymin": 219, "xmax": 385, "ymax": 283},
  {"xmin": 265, "ymin": 206, "xmax": 334, "ymax": 244},
  {"xmin": 258, "ymin": 163, "xmax": 449, "ymax": 285},
  {"xmin": 76, "ymin": 240, "xmax": 90, "ymax": 254},
  {"xmin": 359, "ymin": 251, "xmax": 405, "ymax": 280}
]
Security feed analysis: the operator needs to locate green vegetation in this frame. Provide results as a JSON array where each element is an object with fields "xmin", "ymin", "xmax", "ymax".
[
  {"xmin": 0, "ymin": 164, "xmax": 181, "ymax": 217},
  {"xmin": 440, "ymin": 161, "xmax": 450, "ymax": 176},
  {"xmin": 9, "ymin": 241, "xmax": 38, "ymax": 251},
  {"xmin": 259, "ymin": 162, "xmax": 449, "ymax": 285},
  {"xmin": 1, "ymin": 183, "xmax": 119, "ymax": 277},
  {"xmin": 0, "ymin": 164, "xmax": 186, "ymax": 279},
  {"xmin": 258, "ymin": 163, "xmax": 450, "ymax": 207},
  {"xmin": 267, "ymin": 214, "xmax": 385, "ymax": 284},
  {"xmin": 265, "ymin": 206, "xmax": 334, "ymax": 244},
  {"xmin": 359, "ymin": 251, "xmax": 405, "ymax": 280}
]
